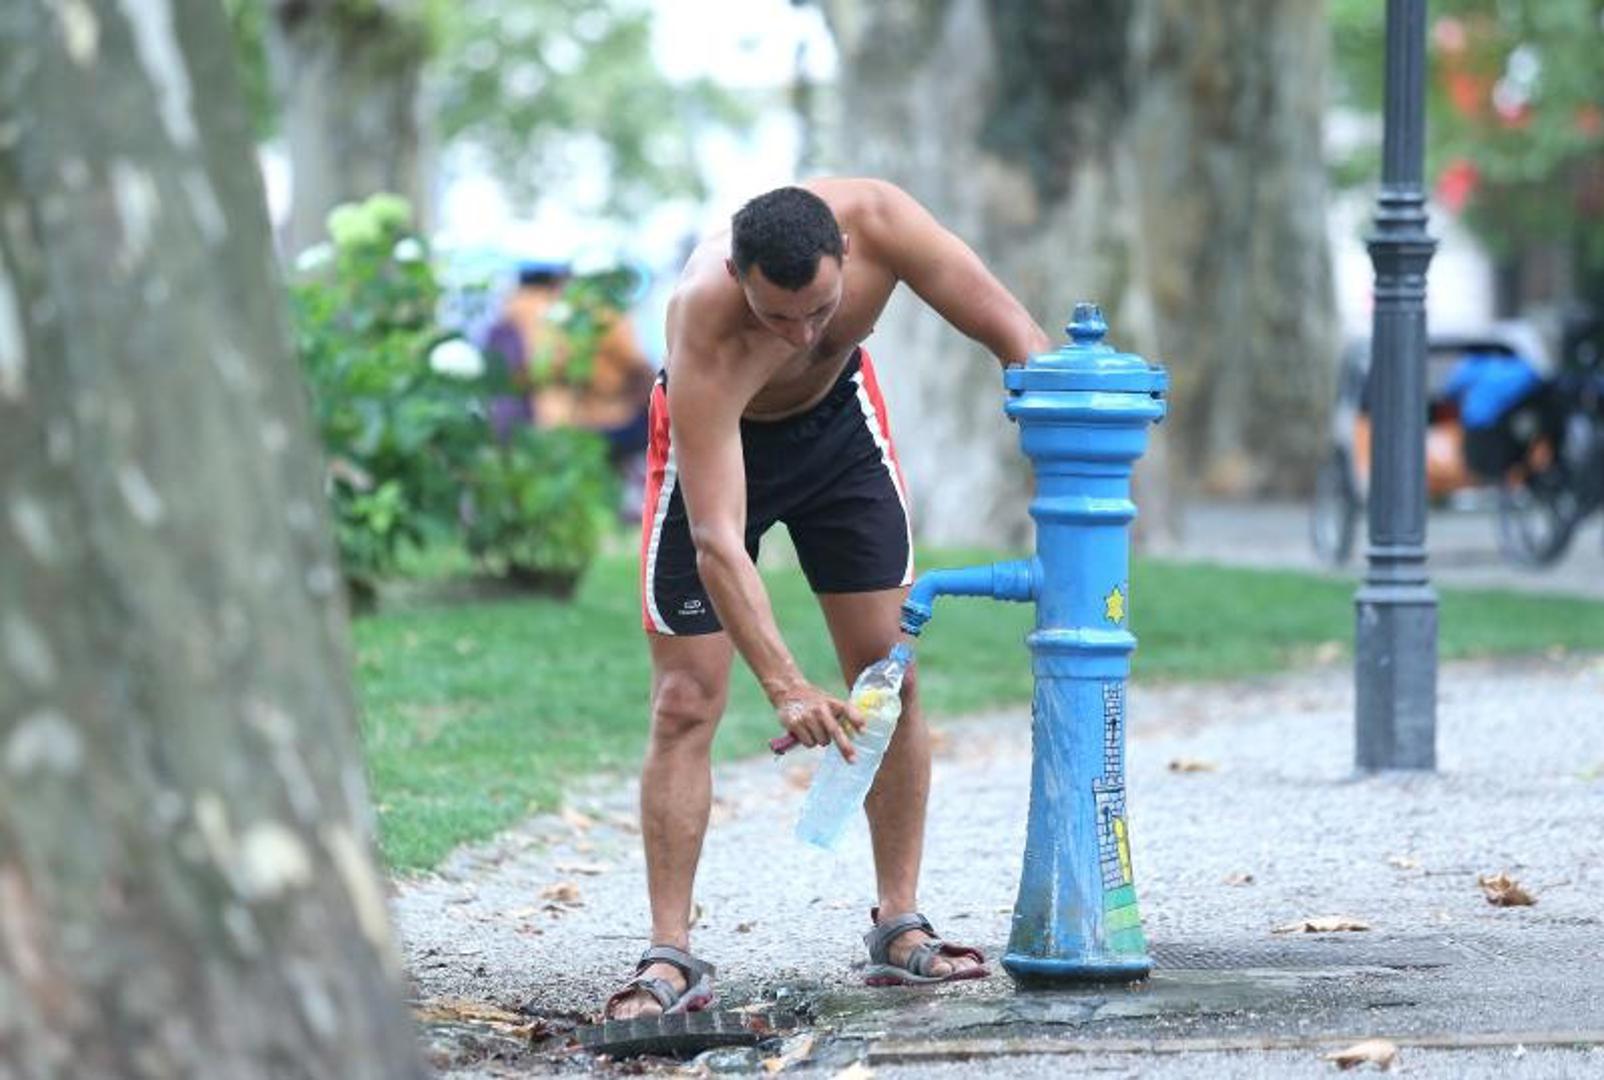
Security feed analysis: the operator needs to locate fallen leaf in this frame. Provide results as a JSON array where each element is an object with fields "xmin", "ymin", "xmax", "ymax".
[
  {"xmin": 1322, "ymin": 1038, "xmax": 1398, "ymax": 1070},
  {"xmin": 560, "ymin": 807, "xmax": 595, "ymax": 832},
  {"xmin": 736, "ymin": 921, "xmax": 756, "ymax": 933},
  {"xmin": 1386, "ymin": 855, "xmax": 1420, "ymax": 870},
  {"xmin": 834, "ymin": 1065, "xmax": 875, "ymax": 1080},
  {"xmin": 1222, "ymin": 872, "xmax": 1255, "ymax": 887},
  {"xmin": 687, "ymin": 902, "xmax": 703, "ymax": 930},
  {"xmin": 555, "ymin": 862, "xmax": 611, "ymax": 876},
  {"xmin": 784, "ymin": 766, "xmax": 812, "ymax": 791},
  {"xmin": 761, "ymin": 1033, "xmax": 815, "ymax": 1073},
  {"xmin": 413, "ymin": 997, "xmax": 550, "ymax": 1039},
  {"xmin": 540, "ymin": 881, "xmax": 582, "ymax": 905},
  {"xmin": 1272, "ymin": 915, "xmax": 1372, "ymax": 934},
  {"xmin": 1478, "ymin": 872, "xmax": 1536, "ymax": 907},
  {"xmin": 1167, "ymin": 758, "xmax": 1218, "ymax": 774}
]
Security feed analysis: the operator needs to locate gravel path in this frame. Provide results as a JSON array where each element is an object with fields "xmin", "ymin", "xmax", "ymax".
[{"xmin": 394, "ymin": 654, "xmax": 1604, "ymax": 1076}]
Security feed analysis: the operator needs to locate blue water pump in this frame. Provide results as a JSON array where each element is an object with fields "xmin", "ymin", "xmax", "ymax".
[{"xmin": 900, "ymin": 302, "xmax": 1167, "ymax": 986}]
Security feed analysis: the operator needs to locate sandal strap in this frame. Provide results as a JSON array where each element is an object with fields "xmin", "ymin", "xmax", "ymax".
[
  {"xmin": 906, "ymin": 938, "xmax": 986, "ymax": 976},
  {"xmin": 604, "ymin": 974, "xmax": 678, "ymax": 1017},
  {"xmin": 636, "ymin": 944, "xmax": 716, "ymax": 983},
  {"xmin": 863, "ymin": 911, "xmax": 937, "ymax": 965}
]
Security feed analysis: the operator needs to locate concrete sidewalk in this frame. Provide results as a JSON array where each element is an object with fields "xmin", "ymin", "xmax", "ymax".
[
  {"xmin": 1172, "ymin": 498, "xmax": 1604, "ymax": 599},
  {"xmin": 394, "ymin": 653, "xmax": 1604, "ymax": 1077}
]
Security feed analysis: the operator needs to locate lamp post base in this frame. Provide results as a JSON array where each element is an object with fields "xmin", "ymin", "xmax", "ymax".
[{"xmin": 1002, "ymin": 952, "xmax": 1153, "ymax": 987}]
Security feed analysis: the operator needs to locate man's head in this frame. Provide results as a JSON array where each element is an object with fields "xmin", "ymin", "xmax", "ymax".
[{"xmin": 728, "ymin": 187, "xmax": 849, "ymax": 348}]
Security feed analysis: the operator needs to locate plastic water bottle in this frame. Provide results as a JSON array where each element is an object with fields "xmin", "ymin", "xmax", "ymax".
[{"xmin": 795, "ymin": 643, "xmax": 914, "ymax": 850}]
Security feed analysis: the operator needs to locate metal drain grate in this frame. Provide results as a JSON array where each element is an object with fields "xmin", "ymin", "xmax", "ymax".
[
  {"xmin": 1150, "ymin": 938, "xmax": 1461, "ymax": 972},
  {"xmin": 574, "ymin": 1009, "xmax": 800, "ymax": 1060}
]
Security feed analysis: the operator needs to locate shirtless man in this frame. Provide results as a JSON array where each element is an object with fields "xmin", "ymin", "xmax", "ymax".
[{"xmin": 606, "ymin": 180, "xmax": 1051, "ymax": 1018}]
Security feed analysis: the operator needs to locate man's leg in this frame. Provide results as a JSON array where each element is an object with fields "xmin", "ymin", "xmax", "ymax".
[
  {"xmin": 608, "ymin": 631, "xmax": 734, "ymax": 1018},
  {"xmin": 816, "ymin": 590, "xmax": 979, "ymax": 978}
]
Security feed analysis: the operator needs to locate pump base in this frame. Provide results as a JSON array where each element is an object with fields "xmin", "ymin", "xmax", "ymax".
[{"xmin": 1001, "ymin": 951, "xmax": 1152, "ymax": 987}]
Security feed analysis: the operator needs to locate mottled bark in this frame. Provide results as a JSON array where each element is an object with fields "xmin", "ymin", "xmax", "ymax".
[
  {"xmin": 817, "ymin": 0, "xmax": 1337, "ymax": 545},
  {"xmin": 0, "ymin": 2, "xmax": 423, "ymax": 1077},
  {"xmin": 266, "ymin": 0, "xmax": 427, "ymax": 256}
]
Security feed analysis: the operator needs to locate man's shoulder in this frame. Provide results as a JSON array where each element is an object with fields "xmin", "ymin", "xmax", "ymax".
[{"xmin": 805, "ymin": 176, "xmax": 906, "ymax": 223}]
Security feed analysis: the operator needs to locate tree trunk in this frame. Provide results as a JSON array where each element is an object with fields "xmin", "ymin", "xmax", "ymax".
[
  {"xmin": 267, "ymin": 0, "xmax": 427, "ymax": 257},
  {"xmin": 816, "ymin": 0, "xmax": 1337, "ymax": 546},
  {"xmin": 0, "ymin": 3, "xmax": 424, "ymax": 1076}
]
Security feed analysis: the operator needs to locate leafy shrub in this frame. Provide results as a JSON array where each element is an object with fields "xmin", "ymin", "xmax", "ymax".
[
  {"xmin": 460, "ymin": 427, "xmax": 618, "ymax": 596},
  {"xmin": 289, "ymin": 194, "xmax": 623, "ymax": 602}
]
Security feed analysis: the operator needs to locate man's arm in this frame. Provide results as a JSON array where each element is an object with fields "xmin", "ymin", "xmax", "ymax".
[
  {"xmin": 666, "ymin": 347, "xmax": 862, "ymax": 758},
  {"xmin": 865, "ymin": 181, "xmax": 1052, "ymax": 364}
]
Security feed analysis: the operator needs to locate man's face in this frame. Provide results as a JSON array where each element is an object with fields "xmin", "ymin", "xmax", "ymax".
[{"xmin": 735, "ymin": 255, "xmax": 845, "ymax": 350}]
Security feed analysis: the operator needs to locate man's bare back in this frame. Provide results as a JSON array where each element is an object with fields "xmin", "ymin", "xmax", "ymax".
[{"xmin": 666, "ymin": 179, "xmax": 917, "ymax": 421}]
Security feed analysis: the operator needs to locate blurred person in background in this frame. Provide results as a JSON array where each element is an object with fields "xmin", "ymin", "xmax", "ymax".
[{"xmin": 482, "ymin": 258, "xmax": 656, "ymax": 516}]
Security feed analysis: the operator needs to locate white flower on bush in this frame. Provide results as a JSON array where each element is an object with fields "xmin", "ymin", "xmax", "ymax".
[
  {"xmin": 392, "ymin": 237, "xmax": 425, "ymax": 263},
  {"xmin": 293, "ymin": 242, "xmax": 334, "ymax": 273},
  {"xmin": 428, "ymin": 338, "xmax": 484, "ymax": 379}
]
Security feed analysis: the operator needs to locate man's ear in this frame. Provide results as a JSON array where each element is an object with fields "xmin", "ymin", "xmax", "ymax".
[{"xmin": 725, "ymin": 258, "xmax": 738, "ymax": 279}]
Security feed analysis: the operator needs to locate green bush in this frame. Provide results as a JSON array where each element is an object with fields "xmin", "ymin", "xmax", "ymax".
[
  {"xmin": 460, "ymin": 427, "xmax": 617, "ymax": 596},
  {"xmin": 288, "ymin": 193, "xmax": 623, "ymax": 602}
]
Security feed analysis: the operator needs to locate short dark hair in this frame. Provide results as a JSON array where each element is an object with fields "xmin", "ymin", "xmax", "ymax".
[{"xmin": 730, "ymin": 187, "xmax": 843, "ymax": 290}]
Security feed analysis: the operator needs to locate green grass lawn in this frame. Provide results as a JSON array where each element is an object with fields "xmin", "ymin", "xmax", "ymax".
[{"xmin": 355, "ymin": 551, "xmax": 1604, "ymax": 871}]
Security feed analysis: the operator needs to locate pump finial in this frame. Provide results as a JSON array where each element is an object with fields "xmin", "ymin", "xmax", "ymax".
[{"xmin": 1067, "ymin": 302, "xmax": 1108, "ymax": 348}]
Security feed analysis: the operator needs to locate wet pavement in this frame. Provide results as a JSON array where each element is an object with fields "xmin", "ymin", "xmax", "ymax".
[{"xmin": 393, "ymin": 653, "xmax": 1604, "ymax": 1077}]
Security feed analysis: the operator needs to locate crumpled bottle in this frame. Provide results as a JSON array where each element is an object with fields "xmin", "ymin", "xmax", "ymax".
[{"xmin": 794, "ymin": 643, "xmax": 913, "ymax": 850}]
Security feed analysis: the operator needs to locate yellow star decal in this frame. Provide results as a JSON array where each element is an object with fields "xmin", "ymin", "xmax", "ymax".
[{"xmin": 1105, "ymin": 585, "xmax": 1126, "ymax": 625}]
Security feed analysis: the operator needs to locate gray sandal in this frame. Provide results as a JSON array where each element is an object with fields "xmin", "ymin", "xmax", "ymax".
[
  {"xmin": 603, "ymin": 945, "xmax": 716, "ymax": 1018},
  {"xmin": 862, "ymin": 909, "xmax": 989, "ymax": 986}
]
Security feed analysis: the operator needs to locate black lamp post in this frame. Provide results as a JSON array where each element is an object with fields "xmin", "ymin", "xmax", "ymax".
[{"xmin": 1356, "ymin": 0, "xmax": 1439, "ymax": 771}]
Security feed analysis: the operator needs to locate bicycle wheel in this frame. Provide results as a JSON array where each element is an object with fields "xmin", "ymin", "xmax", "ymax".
[
  {"xmin": 1496, "ymin": 469, "xmax": 1577, "ymax": 567},
  {"xmin": 1311, "ymin": 448, "xmax": 1360, "ymax": 565}
]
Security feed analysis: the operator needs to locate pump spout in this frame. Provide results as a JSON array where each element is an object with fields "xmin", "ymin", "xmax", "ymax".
[{"xmin": 900, "ymin": 558, "xmax": 1040, "ymax": 636}]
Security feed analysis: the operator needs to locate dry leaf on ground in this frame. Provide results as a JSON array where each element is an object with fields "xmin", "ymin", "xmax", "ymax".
[
  {"xmin": 413, "ymin": 998, "xmax": 550, "ymax": 1039},
  {"xmin": 1222, "ymin": 872, "xmax": 1255, "ymax": 887},
  {"xmin": 1386, "ymin": 855, "xmax": 1420, "ymax": 870},
  {"xmin": 1478, "ymin": 872, "xmax": 1536, "ymax": 907},
  {"xmin": 560, "ymin": 808, "xmax": 595, "ymax": 832},
  {"xmin": 761, "ymin": 1033, "xmax": 815, "ymax": 1073},
  {"xmin": 1167, "ymin": 758, "xmax": 1218, "ymax": 774},
  {"xmin": 1322, "ymin": 1037, "xmax": 1398, "ymax": 1070},
  {"xmin": 555, "ymin": 862, "xmax": 611, "ymax": 876},
  {"xmin": 540, "ymin": 881, "xmax": 582, "ymax": 905},
  {"xmin": 1272, "ymin": 915, "xmax": 1372, "ymax": 934},
  {"xmin": 784, "ymin": 766, "xmax": 812, "ymax": 791}
]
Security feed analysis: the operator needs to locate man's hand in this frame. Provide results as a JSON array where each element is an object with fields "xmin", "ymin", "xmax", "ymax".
[{"xmin": 773, "ymin": 683, "xmax": 865, "ymax": 763}]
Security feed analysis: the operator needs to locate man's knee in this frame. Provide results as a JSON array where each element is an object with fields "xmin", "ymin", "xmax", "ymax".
[{"xmin": 650, "ymin": 670, "xmax": 724, "ymax": 747}]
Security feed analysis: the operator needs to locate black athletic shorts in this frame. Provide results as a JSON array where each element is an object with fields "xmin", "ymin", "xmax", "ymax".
[{"xmin": 638, "ymin": 347, "xmax": 913, "ymax": 635}]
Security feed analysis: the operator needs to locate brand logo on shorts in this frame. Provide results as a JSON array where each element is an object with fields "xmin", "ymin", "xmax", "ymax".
[{"xmin": 679, "ymin": 598, "xmax": 706, "ymax": 616}]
